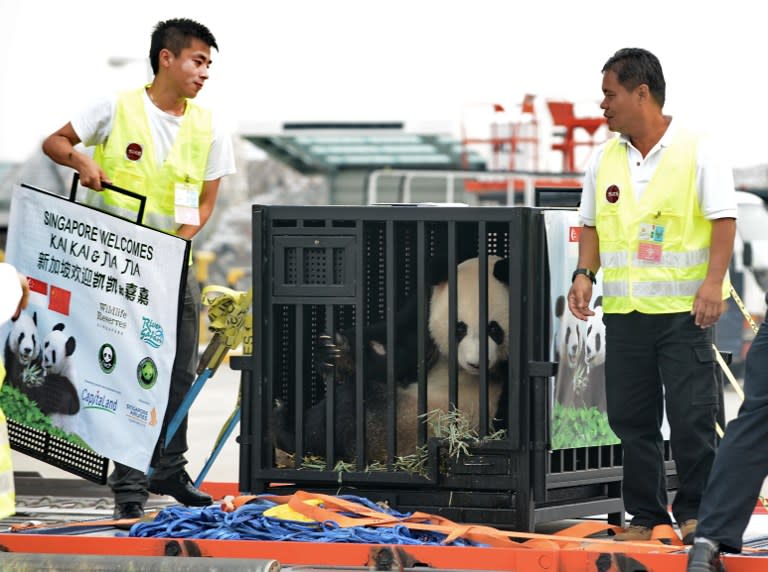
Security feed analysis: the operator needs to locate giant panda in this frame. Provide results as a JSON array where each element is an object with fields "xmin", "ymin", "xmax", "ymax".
[
  {"xmin": 36, "ymin": 323, "xmax": 80, "ymax": 434},
  {"xmin": 554, "ymin": 295, "xmax": 607, "ymax": 411},
  {"xmin": 3, "ymin": 310, "xmax": 42, "ymax": 392},
  {"xmin": 273, "ymin": 255, "xmax": 510, "ymax": 462},
  {"xmin": 582, "ymin": 296, "xmax": 606, "ymax": 411}
]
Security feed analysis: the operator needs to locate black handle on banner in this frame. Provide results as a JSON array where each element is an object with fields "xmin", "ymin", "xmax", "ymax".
[{"xmin": 69, "ymin": 173, "xmax": 147, "ymax": 225}]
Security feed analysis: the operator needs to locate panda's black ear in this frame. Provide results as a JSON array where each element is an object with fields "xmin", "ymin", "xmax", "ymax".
[
  {"xmin": 555, "ymin": 295, "xmax": 566, "ymax": 317},
  {"xmin": 53, "ymin": 323, "xmax": 65, "ymax": 332},
  {"xmin": 492, "ymin": 257, "xmax": 510, "ymax": 286},
  {"xmin": 65, "ymin": 336, "xmax": 76, "ymax": 357},
  {"xmin": 594, "ymin": 295, "xmax": 602, "ymax": 308},
  {"xmin": 426, "ymin": 255, "xmax": 449, "ymax": 286}
]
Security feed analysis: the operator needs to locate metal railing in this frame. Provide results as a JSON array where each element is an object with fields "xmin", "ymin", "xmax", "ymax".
[{"xmin": 365, "ymin": 168, "xmax": 583, "ymax": 206}]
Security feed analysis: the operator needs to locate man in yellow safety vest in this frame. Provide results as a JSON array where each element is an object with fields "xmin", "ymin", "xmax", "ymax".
[
  {"xmin": 567, "ymin": 47, "xmax": 736, "ymax": 546},
  {"xmin": 41, "ymin": 18, "xmax": 236, "ymax": 520}
]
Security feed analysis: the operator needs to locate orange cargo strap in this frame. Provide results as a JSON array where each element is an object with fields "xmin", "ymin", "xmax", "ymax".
[{"xmin": 256, "ymin": 491, "xmax": 685, "ymax": 552}]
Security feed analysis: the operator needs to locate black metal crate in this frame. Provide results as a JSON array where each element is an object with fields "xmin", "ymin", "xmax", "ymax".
[{"xmin": 239, "ymin": 204, "xmax": 630, "ymax": 530}]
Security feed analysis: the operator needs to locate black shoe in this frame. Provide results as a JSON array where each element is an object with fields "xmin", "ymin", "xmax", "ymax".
[
  {"xmin": 148, "ymin": 470, "xmax": 212, "ymax": 507},
  {"xmin": 686, "ymin": 539, "xmax": 722, "ymax": 572},
  {"xmin": 113, "ymin": 501, "xmax": 144, "ymax": 520}
]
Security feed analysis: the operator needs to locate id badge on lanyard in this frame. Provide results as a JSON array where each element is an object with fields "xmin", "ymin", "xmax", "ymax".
[
  {"xmin": 174, "ymin": 182, "xmax": 200, "ymax": 226},
  {"xmin": 637, "ymin": 221, "xmax": 665, "ymax": 263}
]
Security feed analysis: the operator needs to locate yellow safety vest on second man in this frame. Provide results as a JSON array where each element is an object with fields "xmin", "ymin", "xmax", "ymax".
[
  {"xmin": 595, "ymin": 130, "xmax": 729, "ymax": 314},
  {"xmin": 89, "ymin": 87, "xmax": 213, "ymax": 235}
]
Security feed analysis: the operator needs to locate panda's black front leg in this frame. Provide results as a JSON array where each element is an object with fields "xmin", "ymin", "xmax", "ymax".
[{"xmin": 316, "ymin": 332, "xmax": 356, "ymax": 382}]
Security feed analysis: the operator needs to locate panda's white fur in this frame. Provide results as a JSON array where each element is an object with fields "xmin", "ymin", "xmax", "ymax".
[
  {"xmin": 42, "ymin": 323, "xmax": 77, "ymax": 379},
  {"xmin": 5, "ymin": 310, "xmax": 41, "ymax": 367},
  {"xmin": 428, "ymin": 256, "xmax": 509, "ymax": 373},
  {"xmin": 389, "ymin": 256, "xmax": 508, "ymax": 456},
  {"xmin": 3, "ymin": 310, "xmax": 42, "ymax": 391},
  {"xmin": 41, "ymin": 323, "xmax": 80, "ymax": 435}
]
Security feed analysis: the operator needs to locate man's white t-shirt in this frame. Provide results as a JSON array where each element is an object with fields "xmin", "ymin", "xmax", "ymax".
[
  {"xmin": 71, "ymin": 90, "xmax": 236, "ymax": 182},
  {"xmin": 579, "ymin": 119, "xmax": 737, "ymax": 226}
]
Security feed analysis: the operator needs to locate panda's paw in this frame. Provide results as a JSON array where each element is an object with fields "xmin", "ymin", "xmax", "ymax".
[{"xmin": 316, "ymin": 334, "xmax": 343, "ymax": 372}]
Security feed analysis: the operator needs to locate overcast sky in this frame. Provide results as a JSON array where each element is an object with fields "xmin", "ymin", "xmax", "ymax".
[{"xmin": 1, "ymin": 0, "xmax": 765, "ymax": 169}]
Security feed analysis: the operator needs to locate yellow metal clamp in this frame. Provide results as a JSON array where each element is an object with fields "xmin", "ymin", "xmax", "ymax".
[{"xmin": 197, "ymin": 285, "xmax": 253, "ymax": 374}]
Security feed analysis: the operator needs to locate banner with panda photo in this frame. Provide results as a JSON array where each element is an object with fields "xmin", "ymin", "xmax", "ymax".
[
  {"xmin": 544, "ymin": 210, "xmax": 672, "ymax": 449},
  {"xmin": 0, "ymin": 183, "xmax": 188, "ymax": 471},
  {"xmin": 544, "ymin": 209, "xmax": 617, "ymax": 449}
]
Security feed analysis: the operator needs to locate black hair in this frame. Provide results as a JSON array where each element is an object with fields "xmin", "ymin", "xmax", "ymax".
[
  {"xmin": 149, "ymin": 18, "xmax": 218, "ymax": 75},
  {"xmin": 602, "ymin": 47, "xmax": 666, "ymax": 108}
]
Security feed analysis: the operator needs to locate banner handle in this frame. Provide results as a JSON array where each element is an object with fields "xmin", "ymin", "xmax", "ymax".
[{"xmin": 69, "ymin": 173, "xmax": 147, "ymax": 225}]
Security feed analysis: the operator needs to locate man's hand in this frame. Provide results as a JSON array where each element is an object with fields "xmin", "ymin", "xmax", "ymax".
[
  {"xmin": 567, "ymin": 275, "xmax": 595, "ymax": 321},
  {"xmin": 72, "ymin": 154, "xmax": 111, "ymax": 191},
  {"xmin": 692, "ymin": 280, "xmax": 725, "ymax": 328}
]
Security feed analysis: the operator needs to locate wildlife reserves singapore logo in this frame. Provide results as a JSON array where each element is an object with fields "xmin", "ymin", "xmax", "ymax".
[{"xmin": 137, "ymin": 357, "xmax": 158, "ymax": 389}]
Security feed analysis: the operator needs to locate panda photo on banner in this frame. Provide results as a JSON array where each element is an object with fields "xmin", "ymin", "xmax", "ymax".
[{"xmin": 544, "ymin": 210, "xmax": 617, "ymax": 449}]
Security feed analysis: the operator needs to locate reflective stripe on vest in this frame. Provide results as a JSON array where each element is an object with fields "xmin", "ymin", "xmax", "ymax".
[
  {"xmin": 595, "ymin": 130, "xmax": 729, "ymax": 314},
  {"xmin": 0, "ymin": 360, "xmax": 16, "ymax": 518},
  {"xmin": 90, "ymin": 87, "xmax": 213, "ymax": 235}
]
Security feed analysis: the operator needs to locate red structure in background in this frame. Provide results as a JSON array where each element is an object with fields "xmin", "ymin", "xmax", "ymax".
[
  {"xmin": 460, "ymin": 94, "xmax": 539, "ymax": 172},
  {"xmin": 546, "ymin": 100, "xmax": 607, "ymax": 173}
]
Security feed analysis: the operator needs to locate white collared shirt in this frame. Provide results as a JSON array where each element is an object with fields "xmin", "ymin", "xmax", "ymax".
[{"xmin": 579, "ymin": 119, "xmax": 737, "ymax": 226}]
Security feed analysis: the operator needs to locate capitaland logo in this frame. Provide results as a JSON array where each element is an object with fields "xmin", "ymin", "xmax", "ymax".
[
  {"xmin": 99, "ymin": 343, "xmax": 117, "ymax": 374},
  {"xmin": 140, "ymin": 316, "xmax": 164, "ymax": 348},
  {"xmin": 80, "ymin": 388, "xmax": 118, "ymax": 413},
  {"xmin": 137, "ymin": 357, "xmax": 158, "ymax": 389}
]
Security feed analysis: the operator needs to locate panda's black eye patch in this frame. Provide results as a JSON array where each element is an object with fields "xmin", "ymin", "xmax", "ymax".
[
  {"xmin": 456, "ymin": 321, "xmax": 467, "ymax": 341},
  {"xmin": 488, "ymin": 321, "xmax": 504, "ymax": 345}
]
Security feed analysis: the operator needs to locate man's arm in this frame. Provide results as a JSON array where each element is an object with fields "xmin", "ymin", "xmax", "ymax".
[
  {"xmin": 42, "ymin": 123, "xmax": 109, "ymax": 190},
  {"xmin": 176, "ymin": 178, "xmax": 222, "ymax": 240},
  {"xmin": 691, "ymin": 217, "xmax": 736, "ymax": 328},
  {"xmin": 567, "ymin": 225, "xmax": 601, "ymax": 320}
]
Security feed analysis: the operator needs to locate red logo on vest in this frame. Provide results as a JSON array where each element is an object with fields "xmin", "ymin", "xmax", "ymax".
[
  {"xmin": 605, "ymin": 184, "xmax": 620, "ymax": 203},
  {"xmin": 125, "ymin": 143, "xmax": 143, "ymax": 161}
]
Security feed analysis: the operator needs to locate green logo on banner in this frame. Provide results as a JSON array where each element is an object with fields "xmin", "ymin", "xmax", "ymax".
[{"xmin": 137, "ymin": 357, "xmax": 158, "ymax": 389}]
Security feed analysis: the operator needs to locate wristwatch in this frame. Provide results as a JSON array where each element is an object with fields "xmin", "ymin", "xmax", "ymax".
[{"xmin": 572, "ymin": 268, "xmax": 597, "ymax": 284}]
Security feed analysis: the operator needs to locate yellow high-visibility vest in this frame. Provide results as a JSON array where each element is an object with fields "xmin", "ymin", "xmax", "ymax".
[
  {"xmin": 595, "ymin": 130, "xmax": 729, "ymax": 314},
  {"xmin": 89, "ymin": 87, "xmax": 213, "ymax": 235},
  {"xmin": 0, "ymin": 360, "xmax": 16, "ymax": 518}
]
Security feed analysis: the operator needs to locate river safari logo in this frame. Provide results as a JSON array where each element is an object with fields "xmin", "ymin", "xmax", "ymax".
[{"xmin": 140, "ymin": 316, "xmax": 164, "ymax": 348}]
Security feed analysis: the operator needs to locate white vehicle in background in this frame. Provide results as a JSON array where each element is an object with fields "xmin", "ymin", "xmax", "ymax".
[
  {"xmin": 733, "ymin": 191, "xmax": 768, "ymax": 315},
  {"xmin": 717, "ymin": 190, "xmax": 768, "ymax": 377}
]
